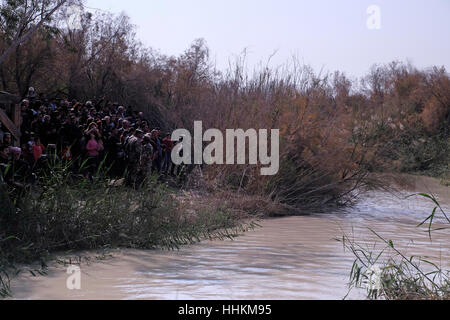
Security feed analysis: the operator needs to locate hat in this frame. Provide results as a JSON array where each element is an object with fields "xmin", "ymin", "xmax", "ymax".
[{"xmin": 143, "ymin": 133, "xmax": 152, "ymax": 142}]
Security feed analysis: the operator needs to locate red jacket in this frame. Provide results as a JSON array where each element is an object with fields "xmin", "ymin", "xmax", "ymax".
[
  {"xmin": 32, "ymin": 143, "xmax": 45, "ymax": 162},
  {"xmin": 163, "ymin": 138, "xmax": 174, "ymax": 152}
]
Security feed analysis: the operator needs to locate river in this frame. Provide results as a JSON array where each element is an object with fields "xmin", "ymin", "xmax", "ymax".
[{"xmin": 9, "ymin": 175, "xmax": 450, "ymax": 300}]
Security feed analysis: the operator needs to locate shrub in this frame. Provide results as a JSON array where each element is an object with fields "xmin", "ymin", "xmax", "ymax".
[{"xmin": 0, "ymin": 160, "xmax": 255, "ymax": 297}]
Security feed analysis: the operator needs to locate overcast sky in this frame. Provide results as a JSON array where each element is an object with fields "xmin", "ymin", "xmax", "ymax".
[{"xmin": 86, "ymin": 0, "xmax": 450, "ymax": 78}]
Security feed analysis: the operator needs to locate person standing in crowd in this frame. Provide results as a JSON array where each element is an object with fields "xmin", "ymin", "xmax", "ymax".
[
  {"xmin": 0, "ymin": 145, "xmax": 9, "ymax": 165},
  {"xmin": 85, "ymin": 130, "xmax": 104, "ymax": 179},
  {"xmin": 140, "ymin": 133, "xmax": 154, "ymax": 179},
  {"xmin": 62, "ymin": 143, "xmax": 73, "ymax": 162},
  {"xmin": 117, "ymin": 106, "xmax": 126, "ymax": 119},
  {"xmin": 106, "ymin": 127, "xmax": 122, "ymax": 177},
  {"xmin": 126, "ymin": 129, "xmax": 143, "ymax": 187},
  {"xmin": 27, "ymin": 87, "xmax": 37, "ymax": 101},
  {"xmin": 32, "ymin": 137, "xmax": 45, "ymax": 162},
  {"xmin": 3, "ymin": 133, "xmax": 12, "ymax": 148}
]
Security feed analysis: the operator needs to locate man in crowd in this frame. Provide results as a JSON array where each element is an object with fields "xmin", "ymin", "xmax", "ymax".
[
  {"xmin": 140, "ymin": 134, "xmax": 154, "ymax": 180},
  {"xmin": 125, "ymin": 128, "xmax": 143, "ymax": 187}
]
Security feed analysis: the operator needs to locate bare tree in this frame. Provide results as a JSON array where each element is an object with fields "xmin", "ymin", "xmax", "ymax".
[{"xmin": 0, "ymin": 0, "xmax": 74, "ymax": 66}]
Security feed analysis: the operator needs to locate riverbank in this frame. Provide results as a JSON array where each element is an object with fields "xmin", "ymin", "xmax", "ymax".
[
  {"xmin": 5, "ymin": 175, "xmax": 449, "ymax": 300},
  {"xmin": 0, "ymin": 171, "xmax": 261, "ymax": 298}
]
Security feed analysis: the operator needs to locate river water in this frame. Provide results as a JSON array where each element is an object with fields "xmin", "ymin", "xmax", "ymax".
[{"xmin": 9, "ymin": 175, "xmax": 450, "ymax": 300}]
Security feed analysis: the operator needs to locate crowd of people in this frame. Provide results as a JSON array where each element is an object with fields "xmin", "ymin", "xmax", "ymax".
[{"xmin": 0, "ymin": 88, "xmax": 179, "ymax": 188}]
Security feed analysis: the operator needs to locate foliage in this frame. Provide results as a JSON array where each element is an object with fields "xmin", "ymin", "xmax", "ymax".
[
  {"xmin": 0, "ymin": 159, "xmax": 255, "ymax": 297},
  {"xmin": 338, "ymin": 193, "xmax": 450, "ymax": 300}
]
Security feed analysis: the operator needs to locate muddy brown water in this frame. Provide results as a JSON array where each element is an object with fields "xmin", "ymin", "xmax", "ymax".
[{"xmin": 9, "ymin": 175, "xmax": 450, "ymax": 300}]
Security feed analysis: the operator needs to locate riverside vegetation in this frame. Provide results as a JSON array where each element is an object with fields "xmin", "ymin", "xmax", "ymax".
[
  {"xmin": 1, "ymin": 1, "xmax": 449, "ymax": 299},
  {"xmin": 338, "ymin": 193, "xmax": 450, "ymax": 300},
  {"xmin": 0, "ymin": 158, "xmax": 258, "ymax": 297}
]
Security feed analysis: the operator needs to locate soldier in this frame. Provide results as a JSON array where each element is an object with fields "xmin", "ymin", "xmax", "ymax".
[
  {"xmin": 140, "ymin": 134, "xmax": 154, "ymax": 180},
  {"xmin": 126, "ymin": 129, "xmax": 143, "ymax": 188}
]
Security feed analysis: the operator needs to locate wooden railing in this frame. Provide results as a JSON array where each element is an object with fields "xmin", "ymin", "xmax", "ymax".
[
  {"xmin": 0, "ymin": 107, "xmax": 21, "ymax": 146},
  {"xmin": 0, "ymin": 92, "xmax": 21, "ymax": 147}
]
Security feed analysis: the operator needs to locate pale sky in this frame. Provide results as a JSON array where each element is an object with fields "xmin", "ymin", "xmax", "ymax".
[{"xmin": 86, "ymin": 0, "xmax": 450, "ymax": 78}]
